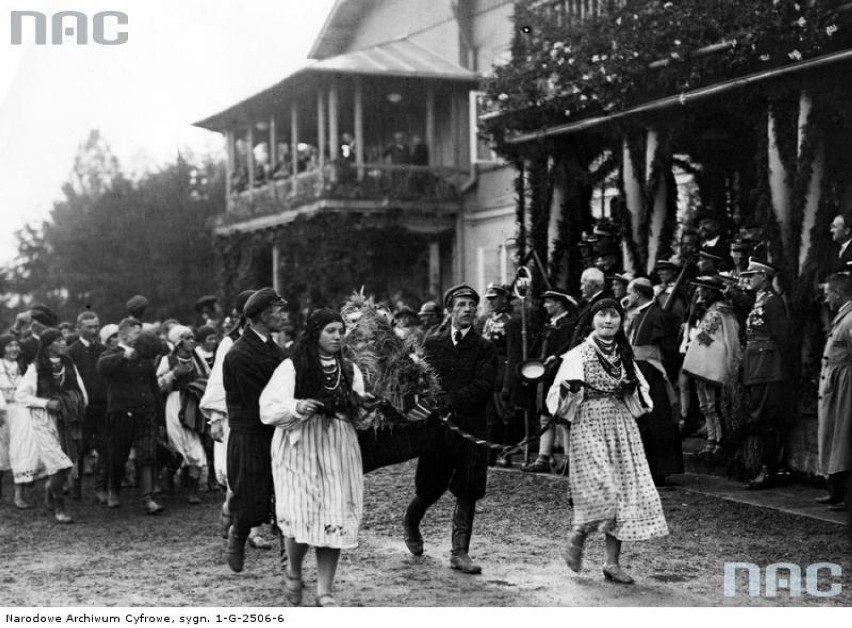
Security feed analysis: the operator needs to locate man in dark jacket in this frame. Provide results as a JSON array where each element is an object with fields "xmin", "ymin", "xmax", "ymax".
[
  {"xmin": 481, "ymin": 283, "xmax": 516, "ymax": 466},
  {"xmin": 97, "ymin": 317, "xmax": 164, "ymax": 515},
  {"xmin": 569, "ymin": 267, "xmax": 611, "ymax": 349},
  {"xmin": 402, "ymin": 284, "xmax": 497, "ymax": 575},
  {"xmin": 67, "ymin": 310, "xmax": 108, "ymax": 503},
  {"xmin": 222, "ymin": 287, "xmax": 288, "ymax": 573}
]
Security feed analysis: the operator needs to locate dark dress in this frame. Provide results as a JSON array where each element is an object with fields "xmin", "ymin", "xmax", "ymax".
[
  {"xmin": 414, "ymin": 329, "xmax": 497, "ymax": 503},
  {"xmin": 222, "ymin": 327, "xmax": 287, "ymax": 531}
]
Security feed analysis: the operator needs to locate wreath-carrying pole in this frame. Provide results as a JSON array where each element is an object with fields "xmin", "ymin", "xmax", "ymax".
[{"xmin": 514, "ymin": 265, "xmax": 533, "ymax": 464}]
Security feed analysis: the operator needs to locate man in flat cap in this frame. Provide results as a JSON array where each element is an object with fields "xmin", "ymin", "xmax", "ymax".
[
  {"xmin": 97, "ymin": 317, "xmax": 164, "ymax": 515},
  {"xmin": 402, "ymin": 283, "xmax": 497, "ymax": 574},
  {"xmin": 520, "ymin": 289, "xmax": 578, "ymax": 474},
  {"xmin": 625, "ymin": 277, "xmax": 683, "ymax": 486},
  {"xmin": 417, "ymin": 301, "xmax": 443, "ymax": 340},
  {"xmin": 222, "ymin": 287, "xmax": 288, "ymax": 572},
  {"xmin": 126, "ymin": 295, "xmax": 149, "ymax": 320},
  {"xmin": 653, "ymin": 259, "xmax": 687, "ymax": 323},
  {"xmin": 739, "ymin": 258, "xmax": 790, "ymax": 489},
  {"xmin": 481, "ymin": 283, "xmax": 517, "ymax": 467}
]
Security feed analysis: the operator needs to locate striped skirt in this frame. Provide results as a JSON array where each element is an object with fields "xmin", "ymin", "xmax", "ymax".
[{"xmin": 271, "ymin": 415, "xmax": 363, "ymax": 549}]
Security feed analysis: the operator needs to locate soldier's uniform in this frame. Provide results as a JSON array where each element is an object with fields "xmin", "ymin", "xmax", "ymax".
[
  {"xmin": 481, "ymin": 283, "xmax": 516, "ymax": 464},
  {"xmin": 740, "ymin": 259, "xmax": 790, "ymax": 488}
]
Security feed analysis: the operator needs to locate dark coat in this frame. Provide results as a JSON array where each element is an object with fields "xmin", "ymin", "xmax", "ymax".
[
  {"xmin": 97, "ymin": 345, "xmax": 160, "ymax": 415},
  {"xmin": 222, "ymin": 327, "xmax": 287, "ymax": 433},
  {"xmin": 743, "ymin": 290, "xmax": 789, "ymax": 386},
  {"xmin": 832, "ymin": 240, "xmax": 852, "ymax": 274},
  {"xmin": 424, "ymin": 328, "xmax": 497, "ymax": 432},
  {"xmin": 67, "ymin": 339, "xmax": 108, "ymax": 409}
]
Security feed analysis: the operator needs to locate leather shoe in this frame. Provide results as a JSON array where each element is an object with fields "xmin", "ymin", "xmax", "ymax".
[
  {"xmin": 747, "ymin": 467, "xmax": 774, "ymax": 490},
  {"xmin": 227, "ymin": 527, "xmax": 246, "ymax": 573},
  {"xmin": 521, "ymin": 457, "xmax": 552, "ymax": 473},
  {"xmin": 815, "ymin": 495, "xmax": 842, "ymax": 505},
  {"xmin": 603, "ymin": 564, "xmax": 635, "ymax": 584},
  {"xmin": 562, "ymin": 531, "xmax": 585, "ymax": 573},
  {"xmin": 449, "ymin": 552, "xmax": 482, "ymax": 574},
  {"xmin": 283, "ymin": 572, "xmax": 303, "ymax": 606},
  {"xmin": 402, "ymin": 513, "xmax": 424, "ymax": 556},
  {"xmin": 249, "ymin": 535, "xmax": 273, "ymax": 550},
  {"xmin": 142, "ymin": 498, "xmax": 164, "ymax": 515}
]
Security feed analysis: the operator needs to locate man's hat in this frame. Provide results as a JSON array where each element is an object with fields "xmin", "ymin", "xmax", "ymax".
[
  {"xmin": 418, "ymin": 300, "xmax": 440, "ymax": 316},
  {"xmin": 484, "ymin": 282, "xmax": 511, "ymax": 299},
  {"xmin": 730, "ymin": 239, "xmax": 753, "ymax": 253},
  {"xmin": 740, "ymin": 257, "xmax": 778, "ymax": 276},
  {"xmin": 233, "ymin": 290, "xmax": 256, "ymax": 316},
  {"xmin": 610, "ymin": 272, "xmax": 635, "ymax": 285},
  {"xmin": 698, "ymin": 249, "xmax": 724, "ymax": 264},
  {"xmin": 193, "ymin": 295, "xmax": 219, "ymax": 313},
  {"xmin": 243, "ymin": 287, "xmax": 287, "ymax": 319},
  {"xmin": 126, "ymin": 295, "xmax": 149, "ymax": 318},
  {"xmin": 690, "ymin": 275, "xmax": 726, "ymax": 291},
  {"xmin": 443, "ymin": 283, "xmax": 479, "ymax": 309},
  {"xmin": 654, "ymin": 258, "xmax": 682, "ymax": 272},
  {"xmin": 30, "ymin": 304, "xmax": 59, "ymax": 327},
  {"xmin": 541, "ymin": 289, "xmax": 578, "ymax": 309}
]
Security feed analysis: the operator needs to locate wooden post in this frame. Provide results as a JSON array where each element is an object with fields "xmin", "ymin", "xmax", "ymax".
[
  {"xmin": 798, "ymin": 90, "xmax": 824, "ymax": 269},
  {"xmin": 354, "ymin": 77, "xmax": 364, "ymax": 180},
  {"xmin": 317, "ymin": 89, "xmax": 326, "ymax": 169},
  {"xmin": 328, "ymin": 84, "xmax": 339, "ymax": 160},
  {"xmin": 272, "ymin": 240, "xmax": 281, "ymax": 294},
  {"xmin": 426, "ymin": 86, "xmax": 436, "ymax": 166},
  {"xmin": 429, "ymin": 241, "xmax": 441, "ymax": 296},
  {"xmin": 269, "ymin": 116, "xmax": 277, "ymax": 180},
  {"xmin": 247, "ymin": 126, "xmax": 255, "ymax": 194},
  {"xmin": 291, "ymin": 104, "xmax": 299, "ymax": 195},
  {"xmin": 225, "ymin": 130, "xmax": 235, "ymax": 199},
  {"xmin": 645, "ymin": 128, "xmax": 668, "ymax": 274},
  {"xmin": 621, "ymin": 136, "xmax": 642, "ymax": 273}
]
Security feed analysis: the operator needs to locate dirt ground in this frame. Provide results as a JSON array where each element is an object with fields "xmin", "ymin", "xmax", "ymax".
[{"xmin": 1, "ymin": 463, "xmax": 850, "ymax": 607}]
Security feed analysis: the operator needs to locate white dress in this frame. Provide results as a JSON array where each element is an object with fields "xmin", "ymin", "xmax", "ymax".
[
  {"xmin": 156, "ymin": 355, "xmax": 208, "ymax": 469},
  {"xmin": 0, "ymin": 360, "xmax": 42, "ymax": 483},
  {"xmin": 199, "ymin": 335, "xmax": 234, "ymax": 485},
  {"xmin": 260, "ymin": 359, "xmax": 364, "ymax": 549},
  {"xmin": 15, "ymin": 362, "xmax": 89, "ymax": 477},
  {"xmin": 0, "ymin": 375, "xmax": 8, "ymax": 470}
]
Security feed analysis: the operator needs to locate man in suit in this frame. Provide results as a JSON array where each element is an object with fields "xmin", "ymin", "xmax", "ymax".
[
  {"xmin": 67, "ymin": 310, "xmax": 108, "ymax": 503},
  {"xmin": 830, "ymin": 212, "xmax": 852, "ymax": 274},
  {"xmin": 402, "ymin": 284, "xmax": 497, "ymax": 574},
  {"xmin": 569, "ymin": 267, "xmax": 610, "ymax": 349},
  {"xmin": 481, "ymin": 283, "xmax": 516, "ymax": 467},
  {"xmin": 222, "ymin": 287, "xmax": 288, "ymax": 572},
  {"xmin": 97, "ymin": 317, "xmax": 164, "ymax": 515},
  {"xmin": 739, "ymin": 258, "xmax": 790, "ymax": 490},
  {"xmin": 696, "ymin": 209, "xmax": 732, "ymax": 270},
  {"xmin": 520, "ymin": 289, "xmax": 577, "ymax": 474}
]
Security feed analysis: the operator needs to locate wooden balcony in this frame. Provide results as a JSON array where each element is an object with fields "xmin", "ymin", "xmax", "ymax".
[{"xmin": 218, "ymin": 161, "xmax": 466, "ymax": 231}]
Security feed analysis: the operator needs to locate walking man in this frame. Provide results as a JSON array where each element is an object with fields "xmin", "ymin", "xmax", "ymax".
[
  {"xmin": 97, "ymin": 317, "xmax": 164, "ymax": 515},
  {"xmin": 402, "ymin": 284, "xmax": 497, "ymax": 574},
  {"xmin": 222, "ymin": 288, "xmax": 288, "ymax": 572},
  {"xmin": 816, "ymin": 272, "xmax": 852, "ymax": 510}
]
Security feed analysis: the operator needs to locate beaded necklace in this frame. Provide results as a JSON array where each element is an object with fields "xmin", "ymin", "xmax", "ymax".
[
  {"xmin": 320, "ymin": 356, "xmax": 341, "ymax": 391},
  {"xmin": 591, "ymin": 335, "xmax": 623, "ymax": 379}
]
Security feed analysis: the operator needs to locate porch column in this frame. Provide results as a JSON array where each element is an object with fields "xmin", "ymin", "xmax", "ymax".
[
  {"xmin": 317, "ymin": 89, "xmax": 326, "ymax": 168},
  {"xmin": 328, "ymin": 84, "xmax": 339, "ymax": 160},
  {"xmin": 798, "ymin": 90, "xmax": 824, "ymax": 270},
  {"xmin": 225, "ymin": 130, "xmax": 235, "ymax": 198},
  {"xmin": 426, "ymin": 86, "xmax": 436, "ymax": 166},
  {"xmin": 272, "ymin": 239, "xmax": 281, "ymax": 294},
  {"xmin": 429, "ymin": 241, "xmax": 441, "ymax": 296},
  {"xmin": 290, "ymin": 104, "xmax": 299, "ymax": 196},
  {"xmin": 767, "ymin": 106, "xmax": 792, "ymax": 255},
  {"xmin": 354, "ymin": 76, "xmax": 365, "ymax": 180},
  {"xmin": 269, "ymin": 116, "xmax": 277, "ymax": 177},
  {"xmin": 645, "ymin": 128, "xmax": 668, "ymax": 274},
  {"xmin": 247, "ymin": 126, "xmax": 256, "ymax": 193},
  {"xmin": 621, "ymin": 136, "xmax": 642, "ymax": 273}
]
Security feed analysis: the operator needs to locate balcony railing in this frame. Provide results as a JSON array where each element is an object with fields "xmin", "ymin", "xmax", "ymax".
[
  {"xmin": 222, "ymin": 162, "xmax": 466, "ymax": 226},
  {"xmin": 530, "ymin": 0, "xmax": 626, "ymax": 26}
]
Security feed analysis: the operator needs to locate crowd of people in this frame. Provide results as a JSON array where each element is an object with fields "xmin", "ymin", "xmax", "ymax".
[{"xmin": 0, "ymin": 209, "xmax": 849, "ymax": 604}]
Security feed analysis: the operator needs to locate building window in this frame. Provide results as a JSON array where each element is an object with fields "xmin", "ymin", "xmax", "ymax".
[{"xmin": 469, "ymin": 91, "xmax": 500, "ymax": 164}]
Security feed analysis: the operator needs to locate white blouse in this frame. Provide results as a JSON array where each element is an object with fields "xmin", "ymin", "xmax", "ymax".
[{"xmin": 15, "ymin": 361, "xmax": 89, "ymax": 409}]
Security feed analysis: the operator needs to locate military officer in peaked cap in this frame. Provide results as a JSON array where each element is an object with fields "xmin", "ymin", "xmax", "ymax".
[
  {"xmin": 481, "ymin": 283, "xmax": 517, "ymax": 467},
  {"xmin": 739, "ymin": 258, "xmax": 791, "ymax": 489},
  {"xmin": 402, "ymin": 283, "xmax": 497, "ymax": 574}
]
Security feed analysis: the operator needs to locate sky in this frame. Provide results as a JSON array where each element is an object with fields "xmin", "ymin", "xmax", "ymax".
[{"xmin": 0, "ymin": 0, "xmax": 337, "ymax": 265}]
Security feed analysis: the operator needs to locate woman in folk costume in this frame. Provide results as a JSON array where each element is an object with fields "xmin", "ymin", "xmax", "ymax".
[
  {"xmin": 681, "ymin": 276, "xmax": 741, "ymax": 457},
  {"xmin": 260, "ymin": 309, "xmax": 376, "ymax": 607},
  {"xmin": 15, "ymin": 328, "xmax": 88, "ymax": 523},
  {"xmin": 547, "ymin": 298, "xmax": 668, "ymax": 584},
  {"xmin": 156, "ymin": 325, "xmax": 210, "ymax": 505},
  {"xmin": 0, "ymin": 334, "xmax": 40, "ymax": 508}
]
